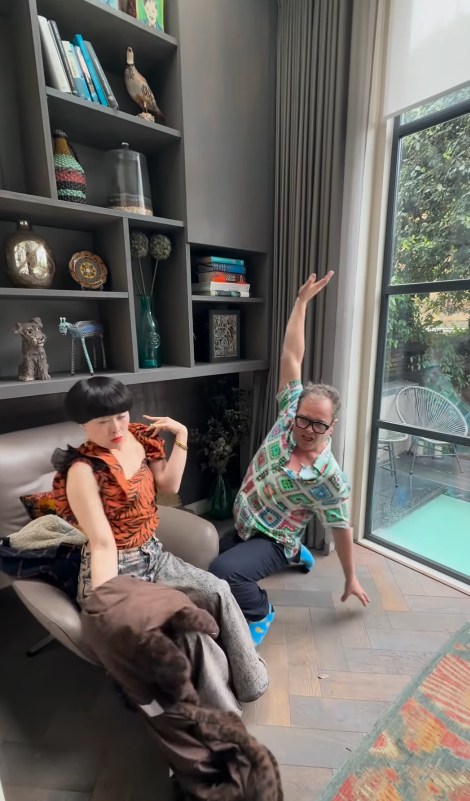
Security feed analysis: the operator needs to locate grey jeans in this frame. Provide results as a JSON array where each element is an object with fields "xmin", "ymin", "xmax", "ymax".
[{"xmin": 78, "ymin": 536, "xmax": 268, "ymax": 709}]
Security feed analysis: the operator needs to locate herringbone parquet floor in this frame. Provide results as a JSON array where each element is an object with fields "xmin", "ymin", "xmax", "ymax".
[{"xmin": 1, "ymin": 543, "xmax": 469, "ymax": 800}]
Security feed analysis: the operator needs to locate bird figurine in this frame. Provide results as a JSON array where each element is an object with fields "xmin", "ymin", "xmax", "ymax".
[{"xmin": 124, "ymin": 46, "xmax": 165, "ymax": 123}]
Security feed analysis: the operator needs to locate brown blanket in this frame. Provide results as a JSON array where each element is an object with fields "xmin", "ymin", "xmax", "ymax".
[{"xmin": 82, "ymin": 575, "xmax": 283, "ymax": 801}]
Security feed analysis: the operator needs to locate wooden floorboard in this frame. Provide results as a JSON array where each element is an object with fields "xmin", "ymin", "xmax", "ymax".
[{"xmin": 1, "ymin": 543, "xmax": 470, "ymax": 800}]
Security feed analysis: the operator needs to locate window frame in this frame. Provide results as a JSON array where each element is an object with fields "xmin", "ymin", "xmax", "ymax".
[{"xmin": 364, "ymin": 97, "xmax": 470, "ymax": 581}]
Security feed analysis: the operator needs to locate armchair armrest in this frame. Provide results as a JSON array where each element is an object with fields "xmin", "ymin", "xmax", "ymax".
[{"xmin": 157, "ymin": 507, "xmax": 219, "ymax": 570}]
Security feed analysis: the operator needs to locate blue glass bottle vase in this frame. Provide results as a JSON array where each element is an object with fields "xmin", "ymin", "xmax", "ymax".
[{"xmin": 138, "ymin": 294, "xmax": 161, "ymax": 368}]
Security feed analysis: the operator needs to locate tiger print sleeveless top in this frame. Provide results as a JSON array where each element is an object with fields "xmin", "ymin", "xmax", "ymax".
[{"xmin": 52, "ymin": 423, "xmax": 165, "ymax": 550}]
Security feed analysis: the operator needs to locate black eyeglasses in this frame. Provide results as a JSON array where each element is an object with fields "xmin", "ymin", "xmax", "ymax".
[{"xmin": 294, "ymin": 415, "xmax": 333, "ymax": 434}]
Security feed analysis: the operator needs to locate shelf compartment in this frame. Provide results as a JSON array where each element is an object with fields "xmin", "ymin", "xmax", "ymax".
[
  {"xmin": 0, "ymin": 190, "xmax": 184, "ymax": 232},
  {"xmin": 46, "ymin": 88, "xmax": 181, "ymax": 155},
  {"xmin": 36, "ymin": 0, "xmax": 177, "ymax": 73}
]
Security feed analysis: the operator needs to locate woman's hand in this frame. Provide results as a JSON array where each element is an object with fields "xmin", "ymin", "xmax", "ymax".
[
  {"xmin": 297, "ymin": 271, "xmax": 334, "ymax": 305},
  {"xmin": 143, "ymin": 415, "xmax": 187, "ymax": 439}
]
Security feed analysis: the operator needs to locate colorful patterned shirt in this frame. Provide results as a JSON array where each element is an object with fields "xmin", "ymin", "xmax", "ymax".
[{"xmin": 233, "ymin": 380, "xmax": 350, "ymax": 558}]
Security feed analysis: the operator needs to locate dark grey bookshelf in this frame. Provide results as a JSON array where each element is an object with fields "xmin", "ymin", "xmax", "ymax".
[
  {"xmin": 46, "ymin": 88, "xmax": 181, "ymax": 154},
  {"xmin": 0, "ymin": 0, "xmax": 274, "ymax": 401}
]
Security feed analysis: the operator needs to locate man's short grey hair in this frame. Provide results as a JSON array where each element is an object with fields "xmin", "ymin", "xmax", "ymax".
[{"xmin": 298, "ymin": 382, "xmax": 341, "ymax": 418}]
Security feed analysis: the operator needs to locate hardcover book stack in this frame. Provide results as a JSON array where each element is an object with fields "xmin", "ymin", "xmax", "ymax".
[
  {"xmin": 38, "ymin": 16, "xmax": 119, "ymax": 110},
  {"xmin": 192, "ymin": 256, "xmax": 250, "ymax": 297}
]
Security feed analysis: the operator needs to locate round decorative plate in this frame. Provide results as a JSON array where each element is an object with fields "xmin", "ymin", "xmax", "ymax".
[{"xmin": 68, "ymin": 251, "xmax": 108, "ymax": 290}]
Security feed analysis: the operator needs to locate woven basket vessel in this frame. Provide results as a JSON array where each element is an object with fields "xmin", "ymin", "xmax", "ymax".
[{"xmin": 52, "ymin": 130, "xmax": 86, "ymax": 204}]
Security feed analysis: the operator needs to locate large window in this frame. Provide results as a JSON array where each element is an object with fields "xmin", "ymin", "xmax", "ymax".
[{"xmin": 366, "ymin": 91, "xmax": 470, "ymax": 583}]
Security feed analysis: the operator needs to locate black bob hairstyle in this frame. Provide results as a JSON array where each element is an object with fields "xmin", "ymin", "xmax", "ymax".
[{"xmin": 64, "ymin": 376, "xmax": 133, "ymax": 424}]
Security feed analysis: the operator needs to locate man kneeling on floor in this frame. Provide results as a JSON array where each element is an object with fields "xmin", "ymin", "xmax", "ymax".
[{"xmin": 210, "ymin": 272, "xmax": 370, "ymax": 647}]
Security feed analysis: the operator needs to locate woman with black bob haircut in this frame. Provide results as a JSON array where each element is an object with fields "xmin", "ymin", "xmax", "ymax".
[
  {"xmin": 64, "ymin": 376, "xmax": 134, "ymax": 424},
  {"xmin": 52, "ymin": 376, "xmax": 267, "ymax": 709}
]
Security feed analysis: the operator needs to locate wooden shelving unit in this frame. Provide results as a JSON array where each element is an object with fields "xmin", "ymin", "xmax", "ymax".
[{"xmin": 0, "ymin": 0, "xmax": 273, "ymax": 402}]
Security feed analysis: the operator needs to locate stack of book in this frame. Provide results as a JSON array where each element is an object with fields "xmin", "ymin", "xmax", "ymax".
[
  {"xmin": 192, "ymin": 256, "xmax": 250, "ymax": 297},
  {"xmin": 38, "ymin": 16, "xmax": 119, "ymax": 110}
]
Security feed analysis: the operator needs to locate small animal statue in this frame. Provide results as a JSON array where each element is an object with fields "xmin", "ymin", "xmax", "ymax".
[
  {"xmin": 58, "ymin": 317, "xmax": 107, "ymax": 376},
  {"xmin": 12, "ymin": 317, "xmax": 51, "ymax": 382},
  {"xmin": 124, "ymin": 46, "xmax": 164, "ymax": 122}
]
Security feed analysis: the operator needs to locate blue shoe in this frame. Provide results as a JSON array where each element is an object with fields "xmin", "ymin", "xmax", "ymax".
[
  {"xmin": 248, "ymin": 605, "xmax": 275, "ymax": 648},
  {"xmin": 299, "ymin": 544, "xmax": 315, "ymax": 573}
]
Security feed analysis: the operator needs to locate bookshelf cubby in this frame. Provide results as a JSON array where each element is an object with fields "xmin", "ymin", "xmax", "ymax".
[{"xmin": 0, "ymin": 0, "xmax": 273, "ymax": 402}]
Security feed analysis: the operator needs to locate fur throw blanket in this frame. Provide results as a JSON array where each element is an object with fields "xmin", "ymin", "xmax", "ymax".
[{"xmin": 82, "ymin": 575, "xmax": 283, "ymax": 801}]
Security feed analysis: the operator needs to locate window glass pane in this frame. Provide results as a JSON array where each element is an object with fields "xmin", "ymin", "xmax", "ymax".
[
  {"xmin": 370, "ymin": 432, "xmax": 470, "ymax": 583},
  {"xmin": 401, "ymin": 85, "xmax": 470, "ymax": 124},
  {"xmin": 390, "ymin": 113, "xmax": 470, "ymax": 285},
  {"xmin": 383, "ymin": 291, "xmax": 470, "ymax": 434}
]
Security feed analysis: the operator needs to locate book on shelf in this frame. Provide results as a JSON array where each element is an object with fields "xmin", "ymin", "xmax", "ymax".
[
  {"xmin": 197, "ymin": 272, "xmax": 246, "ymax": 283},
  {"xmin": 197, "ymin": 262, "xmax": 246, "ymax": 275},
  {"xmin": 75, "ymin": 46, "xmax": 99, "ymax": 103},
  {"xmin": 193, "ymin": 282, "xmax": 250, "ymax": 295},
  {"xmin": 62, "ymin": 41, "xmax": 92, "ymax": 101},
  {"xmin": 198, "ymin": 256, "xmax": 245, "ymax": 266},
  {"xmin": 38, "ymin": 16, "xmax": 72, "ymax": 94},
  {"xmin": 48, "ymin": 21, "xmax": 78, "ymax": 97},
  {"xmin": 193, "ymin": 288, "xmax": 250, "ymax": 298},
  {"xmin": 85, "ymin": 40, "xmax": 119, "ymax": 110},
  {"xmin": 72, "ymin": 34, "xmax": 108, "ymax": 106}
]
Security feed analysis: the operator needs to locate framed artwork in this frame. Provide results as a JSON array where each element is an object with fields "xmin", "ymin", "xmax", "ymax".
[
  {"xmin": 135, "ymin": 0, "xmax": 164, "ymax": 31},
  {"xmin": 208, "ymin": 310, "xmax": 240, "ymax": 362}
]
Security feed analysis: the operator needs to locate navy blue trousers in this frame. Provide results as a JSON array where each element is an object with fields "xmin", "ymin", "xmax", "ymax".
[{"xmin": 209, "ymin": 529, "xmax": 290, "ymax": 621}]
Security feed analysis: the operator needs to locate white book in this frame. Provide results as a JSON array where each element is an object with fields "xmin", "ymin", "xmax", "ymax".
[{"xmin": 37, "ymin": 16, "xmax": 71, "ymax": 94}]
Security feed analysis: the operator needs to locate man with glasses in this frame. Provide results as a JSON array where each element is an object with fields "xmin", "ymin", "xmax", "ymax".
[{"xmin": 210, "ymin": 272, "xmax": 369, "ymax": 646}]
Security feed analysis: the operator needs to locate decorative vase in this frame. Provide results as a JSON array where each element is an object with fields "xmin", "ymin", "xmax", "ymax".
[
  {"xmin": 138, "ymin": 294, "xmax": 161, "ymax": 368},
  {"xmin": 52, "ymin": 130, "xmax": 86, "ymax": 203},
  {"xmin": 208, "ymin": 472, "xmax": 233, "ymax": 520},
  {"xmin": 4, "ymin": 220, "xmax": 56, "ymax": 288}
]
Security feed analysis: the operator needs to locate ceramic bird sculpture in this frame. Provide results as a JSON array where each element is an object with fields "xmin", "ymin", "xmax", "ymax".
[{"xmin": 124, "ymin": 47, "xmax": 164, "ymax": 123}]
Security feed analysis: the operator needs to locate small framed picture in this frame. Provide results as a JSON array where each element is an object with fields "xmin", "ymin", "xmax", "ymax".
[
  {"xmin": 208, "ymin": 310, "xmax": 240, "ymax": 362},
  {"xmin": 135, "ymin": 0, "xmax": 164, "ymax": 31}
]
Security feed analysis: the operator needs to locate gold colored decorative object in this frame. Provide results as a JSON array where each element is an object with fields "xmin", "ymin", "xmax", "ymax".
[
  {"xmin": 68, "ymin": 251, "xmax": 108, "ymax": 290},
  {"xmin": 4, "ymin": 220, "xmax": 56, "ymax": 289}
]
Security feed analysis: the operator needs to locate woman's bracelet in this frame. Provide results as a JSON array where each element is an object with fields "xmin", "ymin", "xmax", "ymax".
[{"xmin": 174, "ymin": 439, "xmax": 188, "ymax": 451}]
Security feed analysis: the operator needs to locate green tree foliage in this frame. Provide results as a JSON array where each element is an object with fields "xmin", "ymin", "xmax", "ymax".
[{"xmin": 385, "ymin": 100, "xmax": 470, "ymax": 395}]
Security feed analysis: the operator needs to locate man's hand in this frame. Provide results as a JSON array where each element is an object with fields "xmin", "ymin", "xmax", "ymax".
[
  {"xmin": 341, "ymin": 577, "xmax": 370, "ymax": 608},
  {"xmin": 297, "ymin": 271, "xmax": 334, "ymax": 305}
]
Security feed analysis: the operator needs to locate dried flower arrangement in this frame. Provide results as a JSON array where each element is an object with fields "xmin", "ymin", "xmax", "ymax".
[{"xmin": 130, "ymin": 231, "xmax": 172, "ymax": 295}]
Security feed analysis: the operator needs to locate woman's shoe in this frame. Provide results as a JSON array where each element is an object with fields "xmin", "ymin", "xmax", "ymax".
[
  {"xmin": 248, "ymin": 605, "xmax": 275, "ymax": 648},
  {"xmin": 299, "ymin": 544, "xmax": 315, "ymax": 573}
]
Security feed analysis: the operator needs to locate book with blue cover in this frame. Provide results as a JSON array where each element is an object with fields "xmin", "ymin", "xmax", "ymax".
[
  {"xmin": 72, "ymin": 34, "xmax": 108, "ymax": 106},
  {"xmin": 63, "ymin": 41, "xmax": 91, "ymax": 101}
]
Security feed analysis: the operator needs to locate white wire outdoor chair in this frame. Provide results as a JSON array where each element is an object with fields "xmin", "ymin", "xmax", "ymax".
[{"xmin": 395, "ymin": 386, "xmax": 468, "ymax": 475}]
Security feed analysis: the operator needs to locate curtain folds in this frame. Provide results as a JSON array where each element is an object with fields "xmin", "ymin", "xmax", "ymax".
[{"xmin": 261, "ymin": 0, "xmax": 352, "ymax": 549}]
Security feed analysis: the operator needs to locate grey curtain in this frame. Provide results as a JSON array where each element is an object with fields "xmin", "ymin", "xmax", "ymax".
[{"xmin": 250, "ymin": 0, "xmax": 353, "ymax": 550}]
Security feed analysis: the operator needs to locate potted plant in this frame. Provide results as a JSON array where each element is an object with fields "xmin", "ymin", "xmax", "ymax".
[{"xmin": 190, "ymin": 381, "xmax": 251, "ymax": 519}]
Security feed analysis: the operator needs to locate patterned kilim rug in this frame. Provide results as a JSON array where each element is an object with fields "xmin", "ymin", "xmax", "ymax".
[{"xmin": 317, "ymin": 623, "xmax": 470, "ymax": 801}]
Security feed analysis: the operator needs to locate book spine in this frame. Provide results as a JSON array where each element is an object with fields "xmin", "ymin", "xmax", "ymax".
[
  {"xmin": 37, "ymin": 16, "xmax": 71, "ymax": 94},
  {"xmin": 84, "ymin": 40, "xmax": 119, "ymax": 110},
  {"xmin": 197, "ymin": 272, "xmax": 245, "ymax": 283},
  {"xmin": 194, "ymin": 282, "xmax": 250, "ymax": 293},
  {"xmin": 73, "ymin": 34, "xmax": 108, "ymax": 106},
  {"xmin": 62, "ymin": 41, "xmax": 91, "ymax": 100},
  {"xmin": 75, "ymin": 46, "xmax": 99, "ymax": 103},
  {"xmin": 48, "ymin": 20, "xmax": 78, "ymax": 96},
  {"xmin": 200, "ymin": 256, "xmax": 245, "ymax": 266},
  {"xmin": 194, "ymin": 289, "xmax": 248, "ymax": 297},
  {"xmin": 197, "ymin": 263, "xmax": 246, "ymax": 275}
]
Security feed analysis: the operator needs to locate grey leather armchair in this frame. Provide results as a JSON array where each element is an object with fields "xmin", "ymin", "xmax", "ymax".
[{"xmin": 0, "ymin": 421, "xmax": 219, "ymax": 665}]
